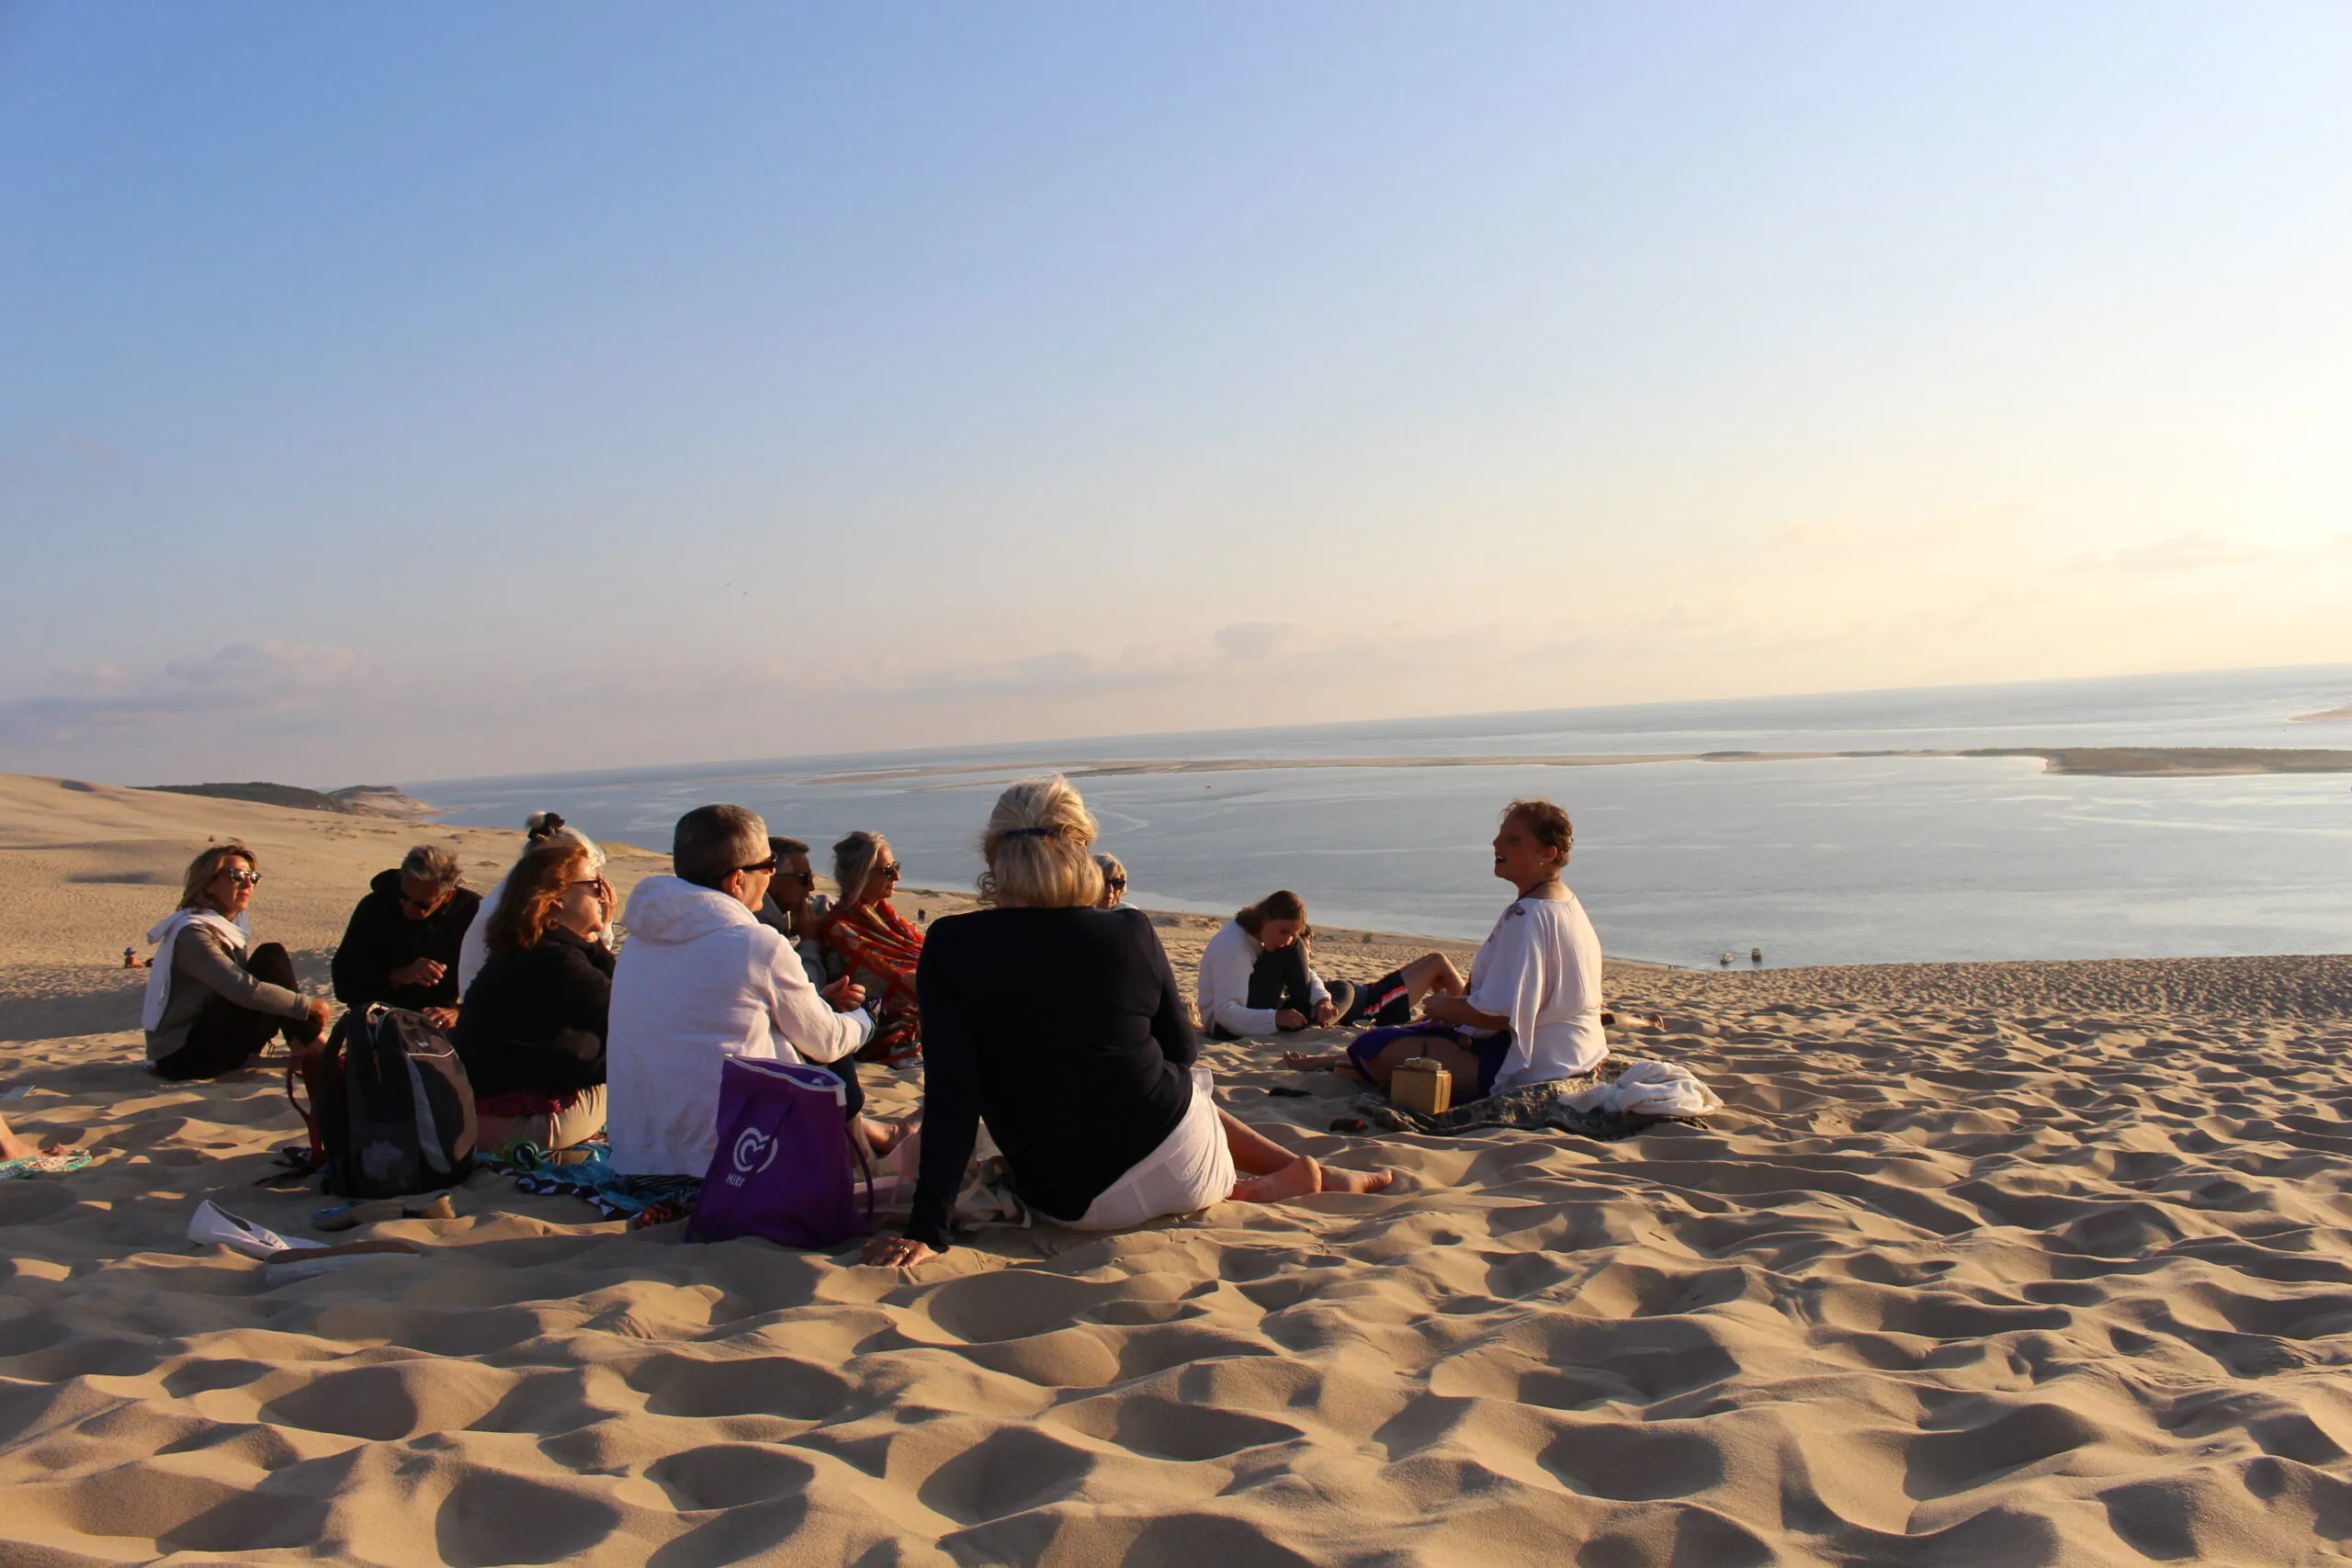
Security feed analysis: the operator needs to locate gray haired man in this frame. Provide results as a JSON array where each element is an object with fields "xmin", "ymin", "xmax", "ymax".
[
  {"xmin": 606, "ymin": 805, "xmax": 874, "ymax": 1179},
  {"xmin": 330, "ymin": 842, "xmax": 482, "ymax": 1028}
]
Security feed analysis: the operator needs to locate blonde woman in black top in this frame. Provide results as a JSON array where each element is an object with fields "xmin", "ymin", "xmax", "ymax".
[{"xmin": 864, "ymin": 777, "xmax": 1391, "ymax": 1268}]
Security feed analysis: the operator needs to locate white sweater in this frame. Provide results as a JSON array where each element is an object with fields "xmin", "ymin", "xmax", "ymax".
[
  {"xmin": 606, "ymin": 874, "xmax": 873, "ymax": 1178},
  {"xmin": 1195, "ymin": 919, "xmax": 1330, "ymax": 1038}
]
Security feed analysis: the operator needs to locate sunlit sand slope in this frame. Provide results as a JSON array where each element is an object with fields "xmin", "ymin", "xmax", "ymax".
[{"xmin": 5, "ymin": 948, "xmax": 2351, "ymax": 1564}]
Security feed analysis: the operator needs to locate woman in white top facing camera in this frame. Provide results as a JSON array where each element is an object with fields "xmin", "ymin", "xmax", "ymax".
[{"xmin": 1284, "ymin": 799, "xmax": 1603, "ymax": 1099}]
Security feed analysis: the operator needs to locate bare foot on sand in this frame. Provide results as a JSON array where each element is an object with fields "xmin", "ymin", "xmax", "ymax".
[
  {"xmin": 0, "ymin": 1113, "xmax": 62, "ymax": 1161},
  {"xmin": 1234, "ymin": 1156, "xmax": 1322, "ymax": 1203},
  {"xmin": 1318, "ymin": 1166, "xmax": 1394, "ymax": 1195}
]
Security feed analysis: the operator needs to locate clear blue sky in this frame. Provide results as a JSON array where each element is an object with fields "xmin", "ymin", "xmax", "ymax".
[{"xmin": 3, "ymin": 1, "xmax": 2346, "ymax": 784}]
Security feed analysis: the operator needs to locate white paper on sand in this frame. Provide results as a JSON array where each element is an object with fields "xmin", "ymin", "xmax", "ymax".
[
  {"xmin": 189, "ymin": 1201, "xmax": 407, "ymax": 1282},
  {"xmin": 1558, "ymin": 1059, "xmax": 1724, "ymax": 1118},
  {"xmin": 188, "ymin": 1200, "xmax": 330, "ymax": 1259}
]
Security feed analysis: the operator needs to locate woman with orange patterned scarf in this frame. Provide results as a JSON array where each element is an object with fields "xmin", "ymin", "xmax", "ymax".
[{"xmin": 821, "ymin": 830, "xmax": 924, "ymax": 1065}]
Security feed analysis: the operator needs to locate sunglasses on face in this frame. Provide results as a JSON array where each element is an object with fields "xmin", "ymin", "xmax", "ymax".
[
  {"xmin": 785, "ymin": 868, "xmax": 817, "ymax": 886},
  {"xmin": 739, "ymin": 857, "xmax": 779, "ymax": 875},
  {"xmin": 570, "ymin": 876, "xmax": 614, "ymax": 900},
  {"xmin": 221, "ymin": 869, "xmax": 261, "ymax": 888},
  {"xmin": 1107, "ymin": 877, "xmax": 1126, "ymax": 891},
  {"xmin": 876, "ymin": 863, "xmax": 902, "ymax": 880}
]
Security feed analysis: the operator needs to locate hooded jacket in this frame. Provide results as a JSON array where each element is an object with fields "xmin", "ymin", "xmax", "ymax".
[
  {"xmin": 605, "ymin": 874, "xmax": 873, "ymax": 1178},
  {"xmin": 330, "ymin": 869, "xmax": 481, "ymax": 1011}
]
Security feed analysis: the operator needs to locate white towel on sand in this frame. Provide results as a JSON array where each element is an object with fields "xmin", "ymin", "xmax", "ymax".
[{"xmin": 1558, "ymin": 1059, "xmax": 1723, "ymax": 1118}]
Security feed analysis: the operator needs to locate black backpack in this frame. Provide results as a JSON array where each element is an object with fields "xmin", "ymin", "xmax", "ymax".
[{"xmin": 297, "ymin": 1005, "xmax": 478, "ymax": 1197}]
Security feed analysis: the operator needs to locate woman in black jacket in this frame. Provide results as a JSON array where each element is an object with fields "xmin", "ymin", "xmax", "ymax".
[
  {"xmin": 864, "ymin": 777, "xmax": 1392, "ymax": 1269},
  {"xmin": 455, "ymin": 840, "xmax": 615, "ymax": 1152}
]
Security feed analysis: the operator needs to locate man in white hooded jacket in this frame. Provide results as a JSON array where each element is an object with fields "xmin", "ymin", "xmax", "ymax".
[{"xmin": 607, "ymin": 805, "xmax": 873, "ymax": 1178}]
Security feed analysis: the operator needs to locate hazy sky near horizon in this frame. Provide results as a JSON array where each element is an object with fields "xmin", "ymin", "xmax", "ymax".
[{"xmin": 3, "ymin": 2, "xmax": 2347, "ymax": 785}]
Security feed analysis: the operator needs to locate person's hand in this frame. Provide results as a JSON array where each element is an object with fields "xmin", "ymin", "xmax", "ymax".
[
  {"xmin": 1312, "ymin": 1000, "xmax": 1339, "ymax": 1027},
  {"xmin": 422, "ymin": 1006, "xmax": 458, "ymax": 1032},
  {"xmin": 296, "ymin": 998, "xmax": 334, "ymax": 1052},
  {"xmin": 390, "ymin": 958, "xmax": 446, "ymax": 988},
  {"xmin": 821, "ymin": 978, "xmax": 866, "ymax": 1012},
  {"xmin": 1275, "ymin": 1008, "xmax": 1308, "ymax": 1031},
  {"xmin": 864, "ymin": 1233, "xmax": 936, "ymax": 1269}
]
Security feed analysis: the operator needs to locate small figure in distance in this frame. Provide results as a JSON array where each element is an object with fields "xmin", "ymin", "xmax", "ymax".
[
  {"xmin": 332, "ymin": 844, "xmax": 481, "ymax": 1032},
  {"xmin": 143, "ymin": 842, "xmax": 333, "ymax": 1080},
  {"xmin": 1095, "ymin": 852, "xmax": 1126, "ymax": 909},
  {"xmin": 1751, "ymin": 947, "xmax": 1763, "ymax": 966},
  {"xmin": 862, "ymin": 775, "xmax": 1391, "ymax": 1271},
  {"xmin": 122, "ymin": 946, "xmax": 139, "ymax": 969},
  {"xmin": 1719, "ymin": 951, "xmax": 1734, "ymax": 967},
  {"xmin": 1283, "ymin": 800, "xmax": 1606, "ymax": 1101}
]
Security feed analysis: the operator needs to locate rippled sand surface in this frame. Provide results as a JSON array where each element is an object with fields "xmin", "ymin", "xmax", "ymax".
[
  {"xmin": 6, "ymin": 773, "xmax": 2352, "ymax": 1564},
  {"xmin": 3, "ymin": 951, "xmax": 2348, "ymax": 1564}
]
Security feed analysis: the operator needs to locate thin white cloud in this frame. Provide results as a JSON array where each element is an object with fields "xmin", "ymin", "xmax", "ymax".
[{"xmin": 2110, "ymin": 531, "xmax": 2268, "ymax": 574}]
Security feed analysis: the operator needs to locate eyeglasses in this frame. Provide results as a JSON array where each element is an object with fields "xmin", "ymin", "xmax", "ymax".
[
  {"xmin": 1107, "ymin": 876, "xmax": 1126, "ymax": 890},
  {"xmin": 739, "ymin": 857, "xmax": 779, "ymax": 875},
  {"xmin": 222, "ymin": 869, "xmax": 261, "ymax": 887},
  {"xmin": 785, "ymin": 868, "xmax": 817, "ymax": 886},
  {"xmin": 569, "ymin": 876, "xmax": 614, "ymax": 901},
  {"xmin": 876, "ymin": 862, "xmax": 902, "ymax": 880},
  {"xmin": 399, "ymin": 886, "xmax": 448, "ymax": 911}
]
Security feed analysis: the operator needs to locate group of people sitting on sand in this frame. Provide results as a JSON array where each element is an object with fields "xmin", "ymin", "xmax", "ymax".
[{"xmin": 130, "ymin": 778, "xmax": 1605, "ymax": 1260}]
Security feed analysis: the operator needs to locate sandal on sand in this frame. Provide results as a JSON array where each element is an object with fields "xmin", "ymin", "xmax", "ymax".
[{"xmin": 0, "ymin": 1152, "xmax": 92, "ymax": 1179}]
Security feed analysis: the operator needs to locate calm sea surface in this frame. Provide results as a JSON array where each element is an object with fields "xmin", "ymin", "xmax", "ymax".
[{"xmin": 411, "ymin": 665, "xmax": 2352, "ymax": 968}]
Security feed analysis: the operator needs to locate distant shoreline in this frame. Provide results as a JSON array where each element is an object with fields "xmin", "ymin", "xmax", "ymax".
[{"xmin": 811, "ymin": 745, "xmax": 2352, "ymax": 788}]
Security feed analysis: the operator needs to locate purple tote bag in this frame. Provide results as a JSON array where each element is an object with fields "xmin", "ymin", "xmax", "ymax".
[{"xmin": 687, "ymin": 1057, "xmax": 872, "ymax": 1249}]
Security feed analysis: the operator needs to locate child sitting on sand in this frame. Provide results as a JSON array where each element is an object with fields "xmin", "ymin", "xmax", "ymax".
[
  {"xmin": 863, "ymin": 777, "xmax": 1392, "ymax": 1269},
  {"xmin": 1196, "ymin": 891, "xmax": 1351, "ymax": 1036},
  {"xmin": 1198, "ymin": 891, "xmax": 1465, "ymax": 1038}
]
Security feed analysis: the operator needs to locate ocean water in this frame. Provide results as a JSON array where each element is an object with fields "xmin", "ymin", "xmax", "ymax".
[{"xmin": 411, "ymin": 665, "xmax": 2352, "ymax": 968}]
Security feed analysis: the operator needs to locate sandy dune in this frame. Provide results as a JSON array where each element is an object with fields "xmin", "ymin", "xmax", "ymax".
[{"xmin": 4, "ymin": 773, "xmax": 2351, "ymax": 1565}]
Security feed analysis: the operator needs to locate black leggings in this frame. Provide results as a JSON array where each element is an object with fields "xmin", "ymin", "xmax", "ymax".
[
  {"xmin": 153, "ymin": 943, "xmax": 305, "ymax": 1081},
  {"xmin": 828, "ymin": 1059, "xmax": 865, "ymax": 1122},
  {"xmin": 1244, "ymin": 943, "xmax": 1318, "ymax": 1019}
]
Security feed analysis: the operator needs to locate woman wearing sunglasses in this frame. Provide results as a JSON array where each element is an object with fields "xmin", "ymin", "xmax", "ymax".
[
  {"xmin": 456, "ymin": 810, "xmax": 608, "ymax": 996},
  {"xmin": 821, "ymin": 830, "xmax": 926, "ymax": 1065},
  {"xmin": 454, "ymin": 840, "xmax": 617, "ymax": 1152},
  {"xmin": 143, "ymin": 842, "xmax": 333, "ymax": 1080}
]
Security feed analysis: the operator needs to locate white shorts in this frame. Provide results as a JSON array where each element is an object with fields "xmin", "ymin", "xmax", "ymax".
[{"xmin": 1062, "ymin": 1067, "xmax": 1236, "ymax": 1231}]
